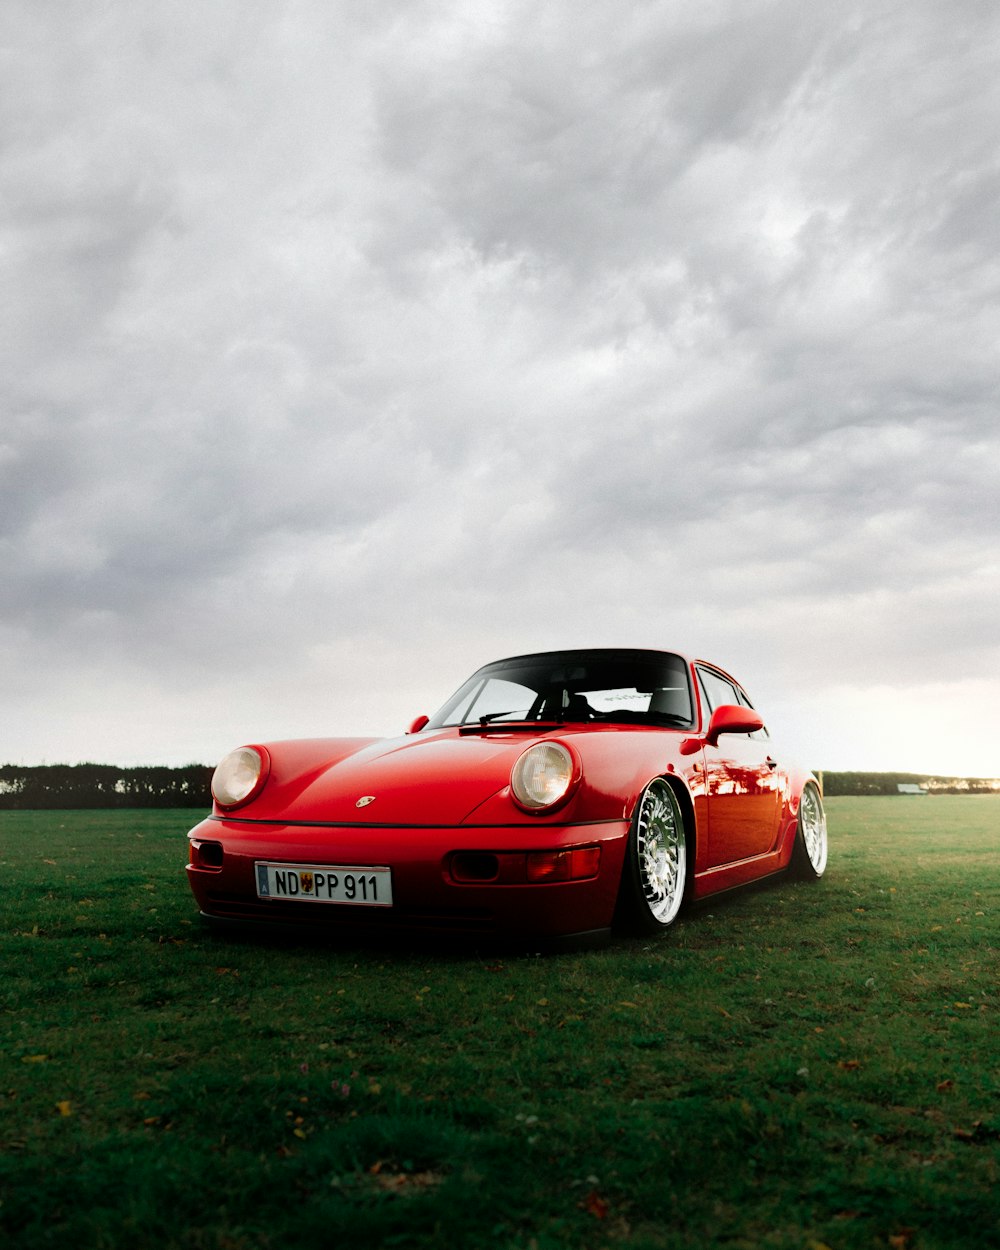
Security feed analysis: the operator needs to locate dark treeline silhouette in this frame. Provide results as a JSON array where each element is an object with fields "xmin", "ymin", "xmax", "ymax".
[
  {"xmin": 0, "ymin": 763, "xmax": 213, "ymax": 809},
  {"xmin": 1, "ymin": 764, "xmax": 995, "ymax": 808},
  {"xmin": 821, "ymin": 771, "xmax": 999, "ymax": 796}
]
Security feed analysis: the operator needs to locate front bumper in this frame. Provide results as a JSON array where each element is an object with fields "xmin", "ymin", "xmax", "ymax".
[{"xmin": 186, "ymin": 815, "xmax": 630, "ymax": 940}]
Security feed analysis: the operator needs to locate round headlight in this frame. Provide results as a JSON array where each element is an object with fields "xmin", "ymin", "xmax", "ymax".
[
  {"xmin": 511, "ymin": 742, "xmax": 578, "ymax": 811},
  {"xmin": 211, "ymin": 746, "xmax": 269, "ymax": 809}
]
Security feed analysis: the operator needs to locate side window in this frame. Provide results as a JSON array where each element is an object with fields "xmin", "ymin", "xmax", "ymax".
[
  {"xmin": 697, "ymin": 668, "xmax": 769, "ymax": 739},
  {"xmin": 736, "ymin": 686, "xmax": 770, "ymax": 741},
  {"xmin": 697, "ymin": 668, "xmax": 740, "ymax": 713}
]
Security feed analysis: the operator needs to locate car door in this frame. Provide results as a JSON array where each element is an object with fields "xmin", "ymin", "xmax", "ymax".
[{"xmin": 697, "ymin": 666, "xmax": 783, "ymax": 865}]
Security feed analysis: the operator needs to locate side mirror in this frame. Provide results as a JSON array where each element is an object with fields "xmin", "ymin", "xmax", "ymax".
[
  {"xmin": 406, "ymin": 715, "xmax": 429, "ymax": 734},
  {"xmin": 704, "ymin": 704, "xmax": 764, "ymax": 747}
]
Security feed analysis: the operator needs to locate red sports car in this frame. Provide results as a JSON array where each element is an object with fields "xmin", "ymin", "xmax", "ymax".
[{"xmin": 186, "ymin": 648, "xmax": 827, "ymax": 943}]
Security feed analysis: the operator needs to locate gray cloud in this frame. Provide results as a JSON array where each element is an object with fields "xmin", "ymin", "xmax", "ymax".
[{"xmin": 2, "ymin": 0, "xmax": 998, "ymax": 773}]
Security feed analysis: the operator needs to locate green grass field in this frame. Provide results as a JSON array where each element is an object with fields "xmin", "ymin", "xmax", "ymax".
[{"xmin": 1, "ymin": 798, "xmax": 997, "ymax": 1250}]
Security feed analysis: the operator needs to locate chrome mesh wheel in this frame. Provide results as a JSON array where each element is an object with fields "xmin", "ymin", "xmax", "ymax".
[
  {"xmin": 793, "ymin": 782, "xmax": 828, "ymax": 878},
  {"xmin": 634, "ymin": 780, "xmax": 687, "ymax": 927}
]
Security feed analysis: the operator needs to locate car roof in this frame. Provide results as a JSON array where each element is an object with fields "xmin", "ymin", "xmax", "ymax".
[{"xmin": 478, "ymin": 647, "xmax": 690, "ymax": 669}]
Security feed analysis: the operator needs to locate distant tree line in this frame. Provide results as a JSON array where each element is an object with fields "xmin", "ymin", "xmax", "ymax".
[
  {"xmin": 0, "ymin": 763, "xmax": 213, "ymax": 809},
  {"xmin": 820, "ymin": 771, "xmax": 1000, "ymax": 796},
  {"xmin": 1, "ymin": 764, "xmax": 996, "ymax": 809}
]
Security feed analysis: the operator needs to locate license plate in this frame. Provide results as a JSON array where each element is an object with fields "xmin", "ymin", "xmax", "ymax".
[{"xmin": 255, "ymin": 861, "xmax": 393, "ymax": 907}]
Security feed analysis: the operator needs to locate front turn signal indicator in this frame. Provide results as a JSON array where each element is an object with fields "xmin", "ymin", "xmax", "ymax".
[{"xmin": 525, "ymin": 846, "xmax": 601, "ymax": 883}]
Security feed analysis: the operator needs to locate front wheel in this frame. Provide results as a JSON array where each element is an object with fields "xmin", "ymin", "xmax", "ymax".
[
  {"xmin": 790, "ymin": 781, "xmax": 828, "ymax": 879},
  {"xmin": 616, "ymin": 779, "xmax": 688, "ymax": 934}
]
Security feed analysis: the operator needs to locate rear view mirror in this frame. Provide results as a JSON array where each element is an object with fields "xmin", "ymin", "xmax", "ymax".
[{"xmin": 406, "ymin": 715, "xmax": 430, "ymax": 734}]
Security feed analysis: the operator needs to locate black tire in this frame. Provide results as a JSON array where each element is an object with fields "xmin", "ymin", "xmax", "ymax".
[
  {"xmin": 616, "ymin": 779, "xmax": 688, "ymax": 934},
  {"xmin": 790, "ymin": 781, "xmax": 828, "ymax": 880}
]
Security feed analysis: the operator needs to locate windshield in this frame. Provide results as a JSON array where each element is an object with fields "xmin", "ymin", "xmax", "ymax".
[{"xmin": 426, "ymin": 649, "xmax": 694, "ymax": 730}]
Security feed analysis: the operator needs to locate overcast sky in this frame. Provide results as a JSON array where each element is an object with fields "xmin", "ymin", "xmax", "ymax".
[{"xmin": 3, "ymin": 1, "xmax": 999, "ymax": 777}]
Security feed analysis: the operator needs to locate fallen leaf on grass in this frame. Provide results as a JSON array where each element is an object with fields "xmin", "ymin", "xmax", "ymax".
[
  {"xmin": 21, "ymin": 1055, "xmax": 48, "ymax": 1064},
  {"xmin": 55, "ymin": 1101, "xmax": 72, "ymax": 1117},
  {"xmin": 837, "ymin": 1060, "xmax": 861, "ymax": 1071},
  {"xmin": 371, "ymin": 1169, "xmax": 444, "ymax": 1193},
  {"xmin": 581, "ymin": 1190, "xmax": 609, "ymax": 1220}
]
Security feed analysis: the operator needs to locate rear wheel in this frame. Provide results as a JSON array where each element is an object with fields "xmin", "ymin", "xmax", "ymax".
[
  {"xmin": 791, "ymin": 781, "xmax": 827, "ymax": 879},
  {"xmin": 617, "ymin": 779, "xmax": 688, "ymax": 934}
]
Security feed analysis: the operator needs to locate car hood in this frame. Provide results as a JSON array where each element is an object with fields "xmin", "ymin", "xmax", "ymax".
[{"xmin": 239, "ymin": 729, "xmax": 550, "ymax": 826}]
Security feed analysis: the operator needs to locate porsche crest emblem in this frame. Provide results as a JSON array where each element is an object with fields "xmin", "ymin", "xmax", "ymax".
[{"xmin": 356, "ymin": 795, "xmax": 376, "ymax": 808}]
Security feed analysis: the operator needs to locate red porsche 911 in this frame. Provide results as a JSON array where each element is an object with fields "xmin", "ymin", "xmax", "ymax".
[{"xmin": 186, "ymin": 648, "xmax": 827, "ymax": 943}]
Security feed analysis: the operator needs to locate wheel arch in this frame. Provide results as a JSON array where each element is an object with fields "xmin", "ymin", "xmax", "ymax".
[
  {"xmin": 622, "ymin": 769, "xmax": 698, "ymax": 868},
  {"xmin": 623, "ymin": 769, "xmax": 696, "ymax": 840},
  {"xmin": 659, "ymin": 771, "xmax": 697, "ymax": 894}
]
